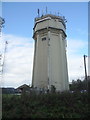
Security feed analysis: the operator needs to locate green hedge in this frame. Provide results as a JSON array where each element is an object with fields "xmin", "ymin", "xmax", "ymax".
[
  {"xmin": 2, "ymin": 92, "xmax": 89, "ymax": 118},
  {"xmin": 2, "ymin": 92, "xmax": 90, "ymax": 119}
]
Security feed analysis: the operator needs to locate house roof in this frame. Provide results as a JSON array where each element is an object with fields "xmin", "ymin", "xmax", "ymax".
[{"xmin": 17, "ymin": 84, "xmax": 30, "ymax": 89}]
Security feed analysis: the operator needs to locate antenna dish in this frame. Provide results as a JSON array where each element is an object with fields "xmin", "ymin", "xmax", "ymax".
[{"xmin": 62, "ymin": 16, "xmax": 67, "ymax": 23}]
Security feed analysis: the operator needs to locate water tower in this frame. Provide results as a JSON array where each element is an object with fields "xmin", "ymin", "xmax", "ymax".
[{"xmin": 32, "ymin": 13, "xmax": 69, "ymax": 91}]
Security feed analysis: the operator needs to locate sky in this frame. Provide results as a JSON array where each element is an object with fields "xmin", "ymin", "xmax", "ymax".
[{"xmin": 0, "ymin": 2, "xmax": 88, "ymax": 88}]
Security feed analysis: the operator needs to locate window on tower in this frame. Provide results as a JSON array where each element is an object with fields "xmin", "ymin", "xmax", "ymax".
[{"xmin": 42, "ymin": 37, "xmax": 46, "ymax": 41}]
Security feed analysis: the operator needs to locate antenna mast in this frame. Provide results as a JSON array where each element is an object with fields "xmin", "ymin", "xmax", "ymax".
[
  {"xmin": 0, "ymin": 16, "xmax": 5, "ymax": 83},
  {"xmin": 0, "ymin": 17, "xmax": 5, "ymax": 35},
  {"xmin": 37, "ymin": 9, "xmax": 40, "ymax": 17},
  {"xmin": 58, "ymin": 12, "xmax": 60, "ymax": 16},
  {"xmin": 0, "ymin": 41, "xmax": 8, "ymax": 83},
  {"xmin": 0, "ymin": 54, "xmax": 2, "ymax": 77},
  {"xmin": 46, "ymin": 6, "xmax": 47, "ymax": 14},
  {"xmin": 2, "ymin": 41, "xmax": 8, "ymax": 72}
]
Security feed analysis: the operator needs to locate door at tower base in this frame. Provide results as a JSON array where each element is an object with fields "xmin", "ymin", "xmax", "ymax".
[{"xmin": 32, "ymin": 14, "xmax": 69, "ymax": 92}]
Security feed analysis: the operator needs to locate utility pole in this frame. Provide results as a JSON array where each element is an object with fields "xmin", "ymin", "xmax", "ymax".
[{"xmin": 83, "ymin": 55, "xmax": 88, "ymax": 90}]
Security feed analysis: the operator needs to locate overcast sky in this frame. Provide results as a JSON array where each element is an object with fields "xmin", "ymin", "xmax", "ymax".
[{"xmin": 0, "ymin": 2, "xmax": 88, "ymax": 88}]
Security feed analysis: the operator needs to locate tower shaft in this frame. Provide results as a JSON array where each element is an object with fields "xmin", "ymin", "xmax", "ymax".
[{"xmin": 32, "ymin": 14, "xmax": 69, "ymax": 91}]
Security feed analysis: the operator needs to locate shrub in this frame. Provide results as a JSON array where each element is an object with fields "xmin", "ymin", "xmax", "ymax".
[{"xmin": 2, "ymin": 92, "xmax": 88, "ymax": 118}]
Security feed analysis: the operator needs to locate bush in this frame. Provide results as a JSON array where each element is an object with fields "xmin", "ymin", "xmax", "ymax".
[{"xmin": 2, "ymin": 91, "xmax": 89, "ymax": 119}]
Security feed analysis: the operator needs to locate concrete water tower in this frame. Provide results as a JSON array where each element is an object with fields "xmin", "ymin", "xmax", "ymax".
[{"xmin": 32, "ymin": 13, "xmax": 69, "ymax": 91}]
